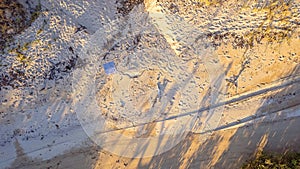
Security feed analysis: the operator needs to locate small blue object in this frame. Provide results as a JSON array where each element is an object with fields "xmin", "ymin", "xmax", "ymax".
[{"xmin": 103, "ymin": 61, "xmax": 116, "ymax": 74}]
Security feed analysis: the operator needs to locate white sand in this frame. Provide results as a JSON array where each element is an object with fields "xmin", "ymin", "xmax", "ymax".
[{"xmin": 1, "ymin": 0, "xmax": 300, "ymax": 168}]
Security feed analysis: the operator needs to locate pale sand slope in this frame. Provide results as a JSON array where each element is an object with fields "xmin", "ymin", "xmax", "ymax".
[
  {"xmin": 10, "ymin": 109, "xmax": 300, "ymax": 169},
  {"xmin": 1, "ymin": 0, "xmax": 300, "ymax": 168}
]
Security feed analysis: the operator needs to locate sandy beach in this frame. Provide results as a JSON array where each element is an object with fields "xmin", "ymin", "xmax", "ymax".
[{"xmin": 0, "ymin": 0, "xmax": 300, "ymax": 168}]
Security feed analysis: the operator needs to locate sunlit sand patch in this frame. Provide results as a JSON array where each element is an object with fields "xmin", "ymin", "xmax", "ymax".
[{"xmin": 96, "ymin": 68, "xmax": 175, "ymax": 128}]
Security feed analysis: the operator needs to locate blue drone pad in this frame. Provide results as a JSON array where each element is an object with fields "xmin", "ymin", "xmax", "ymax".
[{"xmin": 103, "ymin": 61, "xmax": 116, "ymax": 74}]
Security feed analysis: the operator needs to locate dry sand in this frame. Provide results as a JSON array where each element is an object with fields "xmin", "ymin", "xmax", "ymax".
[{"xmin": 1, "ymin": 0, "xmax": 300, "ymax": 168}]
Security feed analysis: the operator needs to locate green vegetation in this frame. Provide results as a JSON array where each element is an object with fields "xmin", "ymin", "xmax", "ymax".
[{"xmin": 242, "ymin": 152, "xmax": 300, "ymax": 169}]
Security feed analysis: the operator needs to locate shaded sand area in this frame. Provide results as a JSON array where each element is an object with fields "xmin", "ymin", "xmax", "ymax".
[
  {"xmin": 0, "ymin": 0, "xmax": 300, "ymax": 168},
  {"xmin": 10, "ymin": 114, "xmax": 300, "ymax": 169}
]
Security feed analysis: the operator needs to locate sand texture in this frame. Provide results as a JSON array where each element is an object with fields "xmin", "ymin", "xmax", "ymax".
[{"xmin": 0, "ymin": 0, "xmax": 300, "ymax": 168}]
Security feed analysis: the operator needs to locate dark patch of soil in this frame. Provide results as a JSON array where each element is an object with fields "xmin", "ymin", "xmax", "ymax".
[
  {"xmin": 117, "ymin": 0, "xmax": 144, "ymax": 16},
  {"xmin": 0, "ymin": 0, "xmax": 41, "ymax": 52}
]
